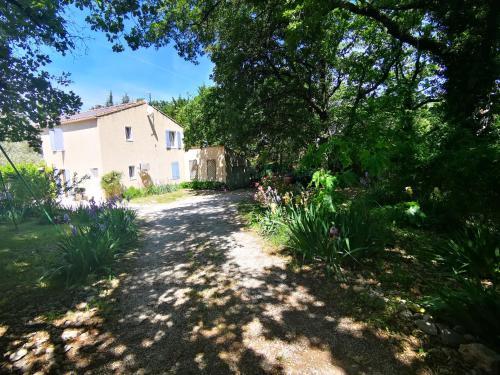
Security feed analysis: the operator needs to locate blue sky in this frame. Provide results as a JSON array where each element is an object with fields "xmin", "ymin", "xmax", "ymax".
[{"xmin": 47, "ymin": 7, "xmax": 214, "ymax": 110}]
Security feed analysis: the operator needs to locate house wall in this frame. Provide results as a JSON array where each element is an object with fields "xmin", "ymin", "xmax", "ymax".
[
  {"xmin": 97, "ymin": 104, "xmax": 187, "ymax": 190},
  {"xmin": 184, "ymin": 146, "xmax": 227, "ymax": 183},
  {"xmin": 40, "ymin": 119, "xmax": 103, "ymax": 198}
]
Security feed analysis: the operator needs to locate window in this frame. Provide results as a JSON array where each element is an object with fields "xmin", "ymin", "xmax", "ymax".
[
  {"xmin": 125, "ymin": 126, "xmax": 133, "ymax": 141},
  {"xmin": 128, "ymin": 165, "xmax": 136, "ymax": 180},
  {"xmin": 189, "ymin": 160, "xmax": 198, "ymax": 180},
  {"xmin": 166, "ymin": 131, "xmax": 175, "ymax": 149},
  {"xmin": 166, "ymin": 130, "xmax": 183, "ymax": 149},
  {"xmin": 207, "ymin": 159, "xmax": 216, "ymax": 181},
  {"xmin": 171, "ymin": 161, "xmax": 180, "ymax": 180},
  {"xmin": 90, "ymin": 168, "xmax": 98, "ymax": 178},
  {"xmin": 49, "ymin": 128, "xmax": 64, "ymax": 151}
]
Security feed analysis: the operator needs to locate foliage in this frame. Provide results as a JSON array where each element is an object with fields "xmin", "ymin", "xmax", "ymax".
[
  {"xmin": 121, "ymin": 93, "xmax": 130, "ymax": 104},
  {"xmin": 0, "ymin": 0, "xmax": 81, "ymax": 148},
  {"xmin": 145, "ymin": 183, "xmax": 180, "ymax": 195},
  {"xmin": 53, "ymin": 225, "xmax": 119, "ymax": 284},
  {"xmin": 441, "ymin": 222, "xmax": 500, "ymax": 281},
  {"xmin": 423, "ymin": 280, "xmax": 500, "ymax": 349},
  {"xmin": 123, "ymin": 186, "xmax": 144, "ymax": 200},
  {"xmin": 48, "ymin": 198, "xmax": 138, "ymax": 285},
  {"xmin": 179, "ymin": 180, "xmax": 227, "ymax": 190},
  {"xmin": 77, "ymin": 0, "xmax": 500, "ymax": 224},
  {"xmin": 0, "ymin": 163, "xmax": 88, "ymax": 223},
  {"xmin": 123, "ymin": 183, "xmax": 181, "ymax": 200},
  {"xmin": 150, "ymin": 96, "xmax": 191, "ymax": 124},
  {"xmin": 0, "ymin": 142, "xmax": 42, "ymax": 166},
  {"xmin": 100, "ymin": 171, "xmax": 123, "ymax": 199},
  {"xmin": 374, "ymin": 201, "xmax": 427, "ymax": 228},
  {"xmin": 105, "ymin": 90, "xmax": 114, "ymax": 107},
  {"xmin": 308, "ymin": 169, "xmax": 338, "ymax": 212}
]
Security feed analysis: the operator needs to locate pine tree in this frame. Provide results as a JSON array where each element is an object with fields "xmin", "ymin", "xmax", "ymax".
[
  {"xmin": 121, "ymin": 93, "xmax": 130, "ymax": 104},
  {"xmin": 105, "ymin": 90, "xmax": 114, "ymax": 107}
]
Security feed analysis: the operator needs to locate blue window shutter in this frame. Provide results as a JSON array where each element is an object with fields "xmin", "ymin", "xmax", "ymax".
[
  {"xmin": 166, "ymin": 130, "xmax": 171, "ymax": 148},
  {"xmin": 176, "ymin": 131, "xmax": 182, "ymax": 149},
  {"xmin": 171, "ymin": 162, "xmax": 180, "ymax": 180}
]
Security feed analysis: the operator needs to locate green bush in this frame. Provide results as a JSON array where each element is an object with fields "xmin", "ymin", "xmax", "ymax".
[
  {"xmin": 374, "ymin": 201, "xmax": 427, "ymax": 228},
  {"xmin": 100, "ymin": 171, "xmax": 123, "ymax": 198},
  {"xmin": 180, "ymin": 180, "xmax": 227, "ymax": 190},
  {"xmin": 441, "ymin": 222, "xmax": 500, "ymax": 281},
  {"xmin": 123, "ymin": 186, "xmax": 144, "ymax": 200},
  {"xmin": 52, "ymin": 225, "xmax": 119, "ymax": 284},
  {"xmin": 287, "ymin": 204, "xmax": 335, "ymax": 263},
  {"xmin": 286, "ymin": 199, "xmax": 387, "ymax": 275},
  {"xmin": 47, "ymin": 199, "xmax": 138, "ymax": 285},
  {"xmin": 423, "ymin": 279, "xmax": 500, "ymax": 349},
  {"xmin": 145, "ymin": 183, "xmax": 180, "ymax": 195},
  {"xmin": 123, "ymin": 184, "xmax": 180, "ymax": 200}
]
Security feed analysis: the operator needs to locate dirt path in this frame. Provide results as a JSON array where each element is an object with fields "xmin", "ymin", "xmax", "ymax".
[
  {"xmin": 92, "ymin": 191, "xmax": 419, "ymax": 374},
  {"xmin": 2, "ymin": 191, "xmax": 423, "ymax": 374}
]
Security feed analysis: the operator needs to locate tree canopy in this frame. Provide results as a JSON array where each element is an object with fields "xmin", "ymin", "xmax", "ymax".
[{"xmin": 0, "ymin": 0, "xmax": 81, "ymax": 149}]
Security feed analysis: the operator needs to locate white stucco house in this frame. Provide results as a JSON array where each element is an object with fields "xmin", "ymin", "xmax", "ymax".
[{"xmin": 41, "ymin": 100, "xmax": 250, "ymax": 199}]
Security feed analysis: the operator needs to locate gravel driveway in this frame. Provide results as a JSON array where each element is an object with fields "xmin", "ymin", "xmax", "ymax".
[{"xmin": 6, "ymin": 191, "xmax": 421, "ymax": 374}]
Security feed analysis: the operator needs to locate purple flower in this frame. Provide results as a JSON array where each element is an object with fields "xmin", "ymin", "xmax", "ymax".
[
  {"xmin": 70, "ymin": 225, "xmax": 78, "ymax": 237},
  {"xmin": 62, "ymin": 213, "xmax": 71, "ymax": 223},
  {"xmin": 329, "ymin": 226, "xmax": 339, "ymax": 239}
]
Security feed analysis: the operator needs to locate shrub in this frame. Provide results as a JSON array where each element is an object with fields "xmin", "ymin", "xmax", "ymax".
[
  {"xmin": 441, "ymin": 222, "xmax": 500, "ymax": 281},
  {"xmin": 145, "ymin": 183, "xmax": 180, "ymax": 195},
  {"xmin": 47, "ymin": 198, "xmax": 138, "ymax": 285},
  {"xmin": 180, "ymin": 180, "xmax": 227, "ymax": 190},
  {"xmin": 101, "ymin": 171, "xmax": 123, "ymax": 198},
  {"xmin": 287, "ymin": 204, "xmax": 335, "ymax": 263},
  {"xmin": 374, "ymin": 201, "xmax": 427, "ymax": 228},
  {"xmin": 286, "ymin": 200, "xmax": 387, "ymax": 275},
  {"xmin": 52, "ymin": 225, "xmax": 119, "ymax": 284},
  {"xmin": 123, "ymin": 186, "xmax": 144, "ymax": 200},
  {"xmin": 423, "ymin": 279, "xmax": 500, "ymax": 349}
]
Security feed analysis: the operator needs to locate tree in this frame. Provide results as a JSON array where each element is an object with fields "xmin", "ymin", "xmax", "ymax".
[
  {"xmin": 77, "ymin": 0, "xmax": 498, "ymax": 134},
  {"xmin": 150, "ymin": 96, "xmax": 190, "ymax": 122},
  {"xmin": 77, "ymin": 0, "xmax": 500, "ymax": 219},
  {"xmin": 121, "ymin": 93, "xmax": 130, "ymax": 104},
  {"xmin": 105, "ymin": 90, "xmax": 114, "ymax": 106},
  {"xmin": 0, "ymin": 0, "xmax": 81, "ymax": 149}
]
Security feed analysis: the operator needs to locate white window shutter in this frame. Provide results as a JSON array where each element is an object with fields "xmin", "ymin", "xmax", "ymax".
[
  {"xmin": 54, "ymin": 128, "xmax": 64, "ymax": 151},
  {"xmin": 49, "ymin": 130, "xmax": 56, "ymax": 151}
]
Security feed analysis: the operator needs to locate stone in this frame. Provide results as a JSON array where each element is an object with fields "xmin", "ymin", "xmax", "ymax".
[
  {"xmin": 415, "ymin": 319, "xmax": 438, "ymax": 335},
  {"xmin": 459, "ymin": 343, "xmax": 500, "ymax": 374},
  {"xmin": 61, "ymin": 329, "xmax": 79, "ymax": 341},
  {"xmin": 439, "ymin": 328, "xmax": 465, "ymax": 347},
  {"xmin": 399, "ymin": 310, "xmax": 413, "ymax": 319},
  {"xmin": 9, "ymin": 348, "xmax": 28, "ymax": 362},
  {"xmin": 352, "ymin": 285, "xmax": 364, "ymax": 292}
]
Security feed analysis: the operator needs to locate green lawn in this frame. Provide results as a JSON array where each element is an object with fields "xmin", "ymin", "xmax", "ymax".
[
  {"xmin": 130, "ymin": 189, "xmax": 191, "ymax": 204},
  {"xmin": 0, "ymin": 220, "xmax": 65, "ymax": 310}
]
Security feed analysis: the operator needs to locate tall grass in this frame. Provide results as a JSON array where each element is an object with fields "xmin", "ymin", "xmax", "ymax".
[{"xmin": 47, "ymin": 199, "xmax": 138, "ymax": 285}]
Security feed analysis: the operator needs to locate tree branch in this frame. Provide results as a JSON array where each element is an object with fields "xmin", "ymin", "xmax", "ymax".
[{"xmin": 331, "ymin": 1, "xmax": 446, "ymax": 59}]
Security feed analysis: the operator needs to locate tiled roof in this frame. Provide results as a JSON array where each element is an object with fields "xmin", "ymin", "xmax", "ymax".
[{"xmin": 61, "ymin": 100, "xmax": 146, "ymax": 124}]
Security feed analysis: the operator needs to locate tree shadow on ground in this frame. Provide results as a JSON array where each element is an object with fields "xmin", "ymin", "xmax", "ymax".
[{"xmin": 1, "ymin": 192, "xmax": 426, "ymax": 374}]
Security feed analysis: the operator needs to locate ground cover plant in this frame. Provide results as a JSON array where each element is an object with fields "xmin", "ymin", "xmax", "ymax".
[
  {"xmin": 123, "ymin": 183, "xmax": 181, "ymax": 200},
  {"xmin": 240, "ymin": 169, "xmax": 500, "ymax": 362}
]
